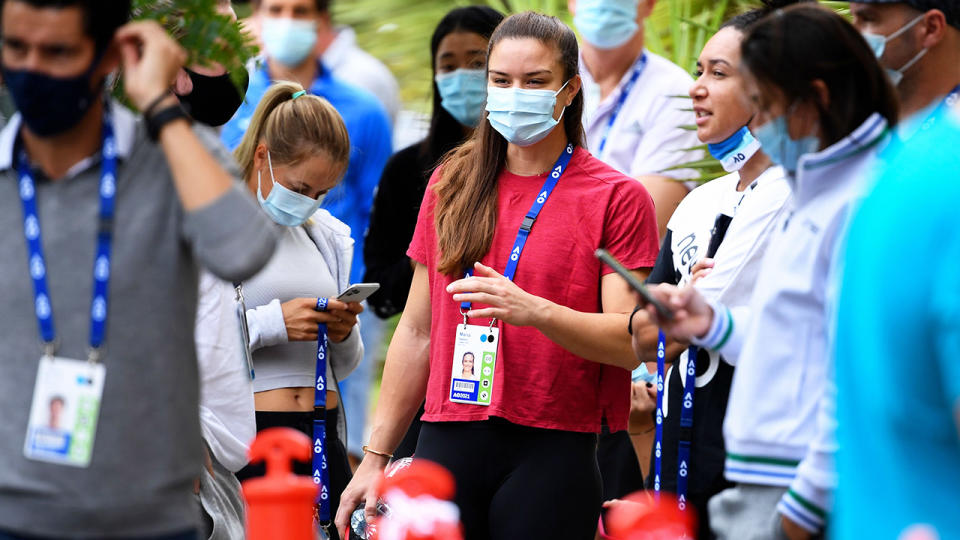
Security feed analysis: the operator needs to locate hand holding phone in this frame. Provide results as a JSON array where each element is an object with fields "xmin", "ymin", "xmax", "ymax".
[{"xmin": 336, "ymin": 283, "xmax": 380, "ymax": 304}]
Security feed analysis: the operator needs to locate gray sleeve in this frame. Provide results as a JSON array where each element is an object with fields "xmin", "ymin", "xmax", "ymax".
[{"xmin": 181, "ymin": 126, "xmax": 278, "ymax": 283}]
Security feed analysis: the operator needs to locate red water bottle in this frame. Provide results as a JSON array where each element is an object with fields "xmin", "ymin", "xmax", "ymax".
[
  {"xmin": 602, "ymin": 491, "xmax": 697, "ymax": 540},
  {"xmin": 243, "ymin": 427, "xmax": 319, "ymax": 540},
  {"xmin": 371, "ymin": 459, "xmax": 464, "ymax": 540}
]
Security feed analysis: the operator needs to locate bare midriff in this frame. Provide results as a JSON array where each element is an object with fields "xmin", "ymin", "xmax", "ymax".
[{"xmin": 254, "ymin": 387, "xmax": 339, "ymax": 412}]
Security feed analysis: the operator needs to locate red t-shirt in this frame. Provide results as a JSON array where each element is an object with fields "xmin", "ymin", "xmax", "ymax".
[{"xmin": 407, "ymin": 147, "xmax": 659, "ymax": 432}]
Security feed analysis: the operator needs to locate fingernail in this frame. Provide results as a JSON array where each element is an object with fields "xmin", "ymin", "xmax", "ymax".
[{"xmin": 646, "ymin": 382, "xmax": 653, "ymax": 388}]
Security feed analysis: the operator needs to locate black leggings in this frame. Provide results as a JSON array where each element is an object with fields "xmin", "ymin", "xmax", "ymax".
[
  {"xmin": 415, "ymin": 418, "xmax": 602, "ymax": 540},
  {"xmin": 235, "ymin": 408, "xmax": 351, "ymax": 540}
]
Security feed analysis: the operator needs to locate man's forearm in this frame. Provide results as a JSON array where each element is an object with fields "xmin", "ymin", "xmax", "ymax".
[{"xmin": 157, "ymin": 96, "xmax": 233, "ymax": 211}]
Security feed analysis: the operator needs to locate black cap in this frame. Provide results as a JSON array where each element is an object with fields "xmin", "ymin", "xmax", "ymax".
[{"xmin": 853, "ymin": 0, "xmax": 960, "ymax": 29}]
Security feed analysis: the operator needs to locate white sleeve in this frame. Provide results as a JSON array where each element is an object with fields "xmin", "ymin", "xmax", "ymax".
[
  {"xmin": 690, "ymin": 299, "xmax": 750, "ymax": 364},
  {"xmin": 245, "ymin": 298, "xmax": 288, "ymax": 351},
  {"xmin": 328, "ymin": 319, "xmax": 364, "ymax": 382},
  {"xmin": 778, "ymin": 375, "xmax": 836, "ymax": 533},
  {"xmin": 196, "ymin": 272, "xmax": 256, "ymax": 472}
]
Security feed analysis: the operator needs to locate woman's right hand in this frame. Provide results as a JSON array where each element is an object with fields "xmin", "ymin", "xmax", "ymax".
[
  {"xmin": 280, "ymin": 297, "xmax": 359, "ymax": 342},
  {"xmin": 643, "ymin": 284, "xmax": 714, "ymax": 341},
  {"xmin": 336, "ymin": 455, "xmax": 390, "ymax": 538}
]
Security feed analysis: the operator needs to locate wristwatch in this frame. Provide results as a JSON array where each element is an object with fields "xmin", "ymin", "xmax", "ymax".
[{"xmin": 146, "ymin": 102, "xmax": 191, "ymax": 142}]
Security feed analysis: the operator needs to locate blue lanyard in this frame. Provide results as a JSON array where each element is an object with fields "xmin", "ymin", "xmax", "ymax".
[
  {"xmin": 17, "ymin": 112, "xmax": 117, "ymax": 359},
  {"xmin": 460, "ymin": 144, "xmax": 575, "ymax": 313},
  {"xmin": 676, "ymin": 345, "xmax": 698, "ymax": 511},
  {"xmin": 597, "ymin": 53, "xmax": 648, "ymax": 156},
  {"xmin": 313, "ymin": 297, "xmax": 331, "ymax": 523},
  {"xmin": 653, "ymin": 330, "xmax": 665, "ymax": 498}
]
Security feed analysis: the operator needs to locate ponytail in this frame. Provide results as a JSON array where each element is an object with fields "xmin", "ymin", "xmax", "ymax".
[{"xmin": 233, "ymin": 81, "xmax": 350, "ymax": 183}]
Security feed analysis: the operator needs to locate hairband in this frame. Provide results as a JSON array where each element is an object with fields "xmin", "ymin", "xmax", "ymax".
[{"xmin": 292, "ymin": 90, "xmax": 307, "ymax": 100}]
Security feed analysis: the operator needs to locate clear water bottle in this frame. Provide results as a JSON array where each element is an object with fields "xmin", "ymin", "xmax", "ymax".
[{"xmin": 349, "ymin": 501, "xmax": 390, "ymax": 540}]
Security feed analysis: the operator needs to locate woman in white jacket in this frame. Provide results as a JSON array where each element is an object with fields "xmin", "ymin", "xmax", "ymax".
[
  {"xmin": 645, "ymin": 5, "xmax": 898, "ymax": 540},
  {"xmin": 226, "ymin": 82, "xmax": 363, "ymax": 540}
]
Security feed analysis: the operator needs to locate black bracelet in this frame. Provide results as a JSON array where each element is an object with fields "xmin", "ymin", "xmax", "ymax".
[
  {"xmin": 146, "ymin": 103, "xmax": 190, "ymax": 142},
  {"xmin": 627, "ymin": 304, "xmax": 643, "ymax": 335},
  {"xmin": 142, "ymin": 89, "xmax": 175, "ymax": 119}
]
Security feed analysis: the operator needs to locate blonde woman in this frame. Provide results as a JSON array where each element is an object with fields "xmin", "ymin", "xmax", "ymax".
[{"xmin": 226, "ymin": 82, "xmax": 363, "ymax": 539}]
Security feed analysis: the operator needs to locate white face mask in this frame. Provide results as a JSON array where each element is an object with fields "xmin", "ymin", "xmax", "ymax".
[{"xmin": 862, "ymin": 13, "xmax": 928, "ymax": 86}]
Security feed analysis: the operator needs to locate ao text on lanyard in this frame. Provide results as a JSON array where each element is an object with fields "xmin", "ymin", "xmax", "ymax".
[
  {"xmin": 313, "ymin": 297, "xmax": 332, "ymax": 527},
  {"xmin": 597, "ymin": 53, "xmax": 648, "ymax": 156},
  {"xmin": 18, "ymin": 111, "xmax": 118, "ymax": 361},
  {"xmin": 460, "ymin": 143, "xmax": 575, "ymax": 315}
]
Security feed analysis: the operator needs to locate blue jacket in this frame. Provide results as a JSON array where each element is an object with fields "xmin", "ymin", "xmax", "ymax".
[{"xmin": 222, "ymin": 60, "xmax": 393, "ymax": 284}]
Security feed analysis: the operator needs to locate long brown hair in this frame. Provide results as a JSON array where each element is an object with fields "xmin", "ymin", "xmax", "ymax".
[{"xmin": 432, "ymin": 11, "xmax": 585, "ymax": 275}]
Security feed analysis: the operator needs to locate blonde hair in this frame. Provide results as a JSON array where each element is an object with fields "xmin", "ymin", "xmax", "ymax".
[{"xmin": 234, "ymin": 81, "xmax": 351, "ymax": 184}]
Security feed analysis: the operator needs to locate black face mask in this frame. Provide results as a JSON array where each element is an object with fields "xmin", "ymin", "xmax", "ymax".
[
  {"xmin": 1, "ymin": 58, "xmax": 101, "ymax": 137},
  {"xmin": 177, "ymin": 68, "xmax": 248, "ymax": 127}
]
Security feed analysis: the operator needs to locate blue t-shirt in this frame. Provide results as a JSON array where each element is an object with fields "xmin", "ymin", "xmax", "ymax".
[
  {"xmin": 834, "ymin": 107, "xmax": 960, "ymax": 539},
  {"xmin": 222, "ymin": 60, "xmax": 393, "ymax": 284}
]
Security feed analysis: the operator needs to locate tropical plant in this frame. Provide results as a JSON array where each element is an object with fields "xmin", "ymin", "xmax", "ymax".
[
  {"xmin": 116, "ymin": 0, "xmax": 258, "ymax": 103},
  {"xmin": 334, "ymin": 0, "xmax": 849, "ymax": 181}
]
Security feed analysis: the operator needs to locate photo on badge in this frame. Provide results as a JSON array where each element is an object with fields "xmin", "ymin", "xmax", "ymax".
[{"xmin": 24, "ymin": 356, "xmax": 104, "ymax": 467}]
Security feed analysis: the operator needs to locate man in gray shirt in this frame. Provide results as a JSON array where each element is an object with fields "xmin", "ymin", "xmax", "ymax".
[{"xmin": 0, "ymin": 0, "xmax": 277, "ymax": 537}]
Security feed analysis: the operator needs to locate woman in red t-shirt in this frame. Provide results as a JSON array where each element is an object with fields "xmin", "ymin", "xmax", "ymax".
[{"xmin": 336, "ymin": 11, "xmax": 659, "ymax": 540}]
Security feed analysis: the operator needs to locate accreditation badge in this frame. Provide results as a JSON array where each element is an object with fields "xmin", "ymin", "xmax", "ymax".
[
  {"xmin": 24, "ymin": 356, "xmax": 105, "ymax": 467},
  {"xmin": 449, "ymin": 323, "xmax": 499, "ymax": 406}
]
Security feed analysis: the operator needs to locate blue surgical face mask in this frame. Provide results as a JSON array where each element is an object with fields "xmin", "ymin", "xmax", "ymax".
[
  {"xmin": 435, "ymin": 69, "xmax": 488, "ymax": 128},
  {"xmin": 485, "ymin": 80, "xmax": 570, "ymax": 147},
  {"xmin": 708, "ymin": 126, "xmax": 762, "ymax": 172},
  {"xmin": 752, "ymin": 112, "xmax": 819, "ymax": 174},
  {"xmin": 574, "ymin": 0, "xmax": 640, "ymax": 50},
  {"xmin": 257, "ymin": 151, "xmax": 326, "ymax": 227},
  {"xmin": 862, "ymin": 13, "xmax": 928, "ymax": 87},
  {"xmin": 631, "ymin": 362, "xmax": 657, "ymax": 384},
  {"xmin": 261, "ymin": 17, "xmax": 318, "ymax": 67}
]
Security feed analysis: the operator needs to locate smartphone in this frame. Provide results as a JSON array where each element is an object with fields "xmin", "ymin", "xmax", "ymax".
[
  {"xmin": 336, "ymin": 283, "xmax": 380, "ymax": 304},
  {"xmin": 595, "ymin": 249, "xmax": 674, "ymax": 320}
]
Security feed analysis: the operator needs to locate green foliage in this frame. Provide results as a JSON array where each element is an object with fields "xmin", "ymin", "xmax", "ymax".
[
  {"xmin": 334, "ymin": 0, "xmax": 849, "ymax": 182},
  {"xmin": 119, "ymin": 0, "xmax": 258, "ymax": 103}
]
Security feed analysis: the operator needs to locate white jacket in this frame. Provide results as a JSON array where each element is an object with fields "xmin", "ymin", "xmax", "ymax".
[
  {"xmin": 244, "ymin": 208, "xmax": 364, "ymax": 384},
  {"xmin": 197, "ymin": 209, "xmax": 362, "ymax": 467},
  {"xmin": 197, "ymin": 271, "xmax": 256, "ymax": 473},
  {"xmin": 694, "ymin": 114, "xmax": 890, "ymax": 532}
]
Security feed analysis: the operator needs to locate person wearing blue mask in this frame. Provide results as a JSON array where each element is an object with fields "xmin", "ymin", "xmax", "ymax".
[
  {"xmin": 623, "ymin": 3, "xmax": 798, "ymax": 537},
  {"xmin": 221, "ymin": 0, "xmax": 392, "ymax": 476},
  {"xmin": 641, "ymin": 5, "xmax": 898, "ymax": 540},
  {"xmin": 850, "ymin": 1, "xmax": 960, "ymax": 128},
  {"xmin": 337, "ymin": 12, "xmax": 660, "ymax": 540},
  {"xmin": 570, "ymin": 0, "xmax": 702, "ymax": 239},
  {"xmin": 228, "ymin": 82, "xmax": 364, "ymax": 540},
  {"xmin": 363, "ymin": 6, "xmax": 504, "ymax": 462}
]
